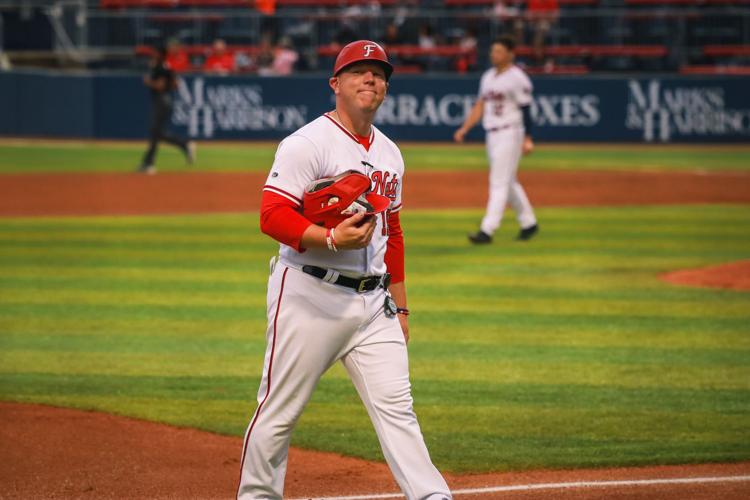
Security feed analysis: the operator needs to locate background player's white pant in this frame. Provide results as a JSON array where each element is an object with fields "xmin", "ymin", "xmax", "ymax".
[
  {"xmin": 480, "ymin": 127, "xmax": 537, "ymax": 236},
  {"xmin": 237, "ymin": 264, "xmax": 452, "ymax": 500}
]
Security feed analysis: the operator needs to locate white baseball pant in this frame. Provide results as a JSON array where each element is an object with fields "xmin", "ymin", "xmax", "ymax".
[
  {"xmin": 480, "ymin": 126, "xmax": 537, "ymax": 236},
  {"xmin": 237, "ymin": 263, "xmax": 452, "ymax": 500}
]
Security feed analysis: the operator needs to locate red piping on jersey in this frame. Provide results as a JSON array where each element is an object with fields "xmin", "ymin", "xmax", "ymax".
[
  {"xmin": 324, "ymin": 113, "xmax": 375, "ymax": 149},
  {"xmin": 236, "ymin": 267, "xmax": 288, "ymax": 496},
  {"xmin": 263, "ymin": 185, "xmax": 302, "ymax": 205}
]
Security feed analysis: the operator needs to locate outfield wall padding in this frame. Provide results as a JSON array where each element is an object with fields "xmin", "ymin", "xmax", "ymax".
[{"xmin": 0, "ymin": 70, "xmax": 748, "ymax": 143}]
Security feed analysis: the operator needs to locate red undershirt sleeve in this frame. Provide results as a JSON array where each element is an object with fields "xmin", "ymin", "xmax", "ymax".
[
  {"xmin": 260, "ymin": 191, "xmax": 312, "ymax": 253},
  {"xmin": 384, "ymin": 210, "xmax": 405, "ymax": 284}
]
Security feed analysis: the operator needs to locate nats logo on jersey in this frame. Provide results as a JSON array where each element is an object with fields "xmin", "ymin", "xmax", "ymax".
[
  {"xmin": 371, "ymin": 170, "xmax": 399, "ymax": 200},
  {"xmin": 363, "ymin": 44, "xmax": 379, "ymax": 57}
]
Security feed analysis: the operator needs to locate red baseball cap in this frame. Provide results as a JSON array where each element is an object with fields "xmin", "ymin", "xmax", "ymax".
[{"xmin": 333, "ymin": 40, "xmax": 393, "ymax": 81}]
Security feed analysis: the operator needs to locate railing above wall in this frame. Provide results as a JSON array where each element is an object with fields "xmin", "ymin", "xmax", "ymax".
[{"xmin": 3, "ymin": 2, "xmax": 750, "ymax": 74}]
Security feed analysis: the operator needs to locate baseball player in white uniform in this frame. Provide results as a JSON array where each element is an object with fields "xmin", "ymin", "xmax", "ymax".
[
  {"xmin": 236, "ymin": 40, "xmax": 452, "ymax": 500},
  {"xmin": 454, "ymin": 35, "xmax": 539, "ymax": 244}
]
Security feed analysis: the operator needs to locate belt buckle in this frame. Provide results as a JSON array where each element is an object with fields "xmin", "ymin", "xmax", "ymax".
[{"xmin": 357, "ymin": 279, "xmax": 370, "ymax": 293}]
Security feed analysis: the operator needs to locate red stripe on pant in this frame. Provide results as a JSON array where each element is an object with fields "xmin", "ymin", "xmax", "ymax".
[{"xmin": 236, "ymin": 266, "xmax": 288, "ymax": 497}]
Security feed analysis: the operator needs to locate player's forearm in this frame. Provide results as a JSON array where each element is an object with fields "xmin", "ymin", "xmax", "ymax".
[
  {"xmin": 459, "ymin": 99, "xmax": 484, "ymax": 132},
  {"xmin": 300, "ymin": 224, "xmax": 328, "ymax": 249},
  {"xmin": 389, "ymin": 280, "xmax": 407, "ymax": 310}
]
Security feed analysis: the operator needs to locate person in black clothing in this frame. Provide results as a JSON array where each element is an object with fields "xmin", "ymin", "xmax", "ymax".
[{"xmin": 138, "ymin": 46, "xmax": 195, "ymax": 174}]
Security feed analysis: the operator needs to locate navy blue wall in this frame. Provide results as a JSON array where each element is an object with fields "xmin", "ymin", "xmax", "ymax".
[{"xmin": 1, "ymin": 70, "xmax": 749, "ymax": 143}]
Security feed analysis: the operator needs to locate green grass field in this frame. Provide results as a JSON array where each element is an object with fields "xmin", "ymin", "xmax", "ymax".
[
  {"xmin": 1, "ymin": 197, "xmax": 749, "ymax": 471},
  {"xmin": 1, "ymin": 141, "xmax": 749, "ymax": 173}
]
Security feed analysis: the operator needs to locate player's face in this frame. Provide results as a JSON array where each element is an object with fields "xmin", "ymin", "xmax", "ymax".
[
  {"xmin": 490, "ymin": 43, "xmax": 513, "ymax": 67},
  {"xmin": 331, "ymin": 62, "xmax": 388, "ymax": 113}
]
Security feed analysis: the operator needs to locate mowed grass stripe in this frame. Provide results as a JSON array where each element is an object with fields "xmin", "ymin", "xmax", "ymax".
[
  {"xmin": 1, "ymin": 331, "xmax": 745, "ymax": 369},
  {"xmin": 6, "ymin": 314, "xmax": 747, "ymax": 350},
  {"xmin": 1, "ymin": 142, "xmax": 749, "ymax": 173},
  {"xmin": 3, "ymin": 281, "xmax": 747, "ymax": 318},
  {"xmin": 2, "ymin": 373, "xmax": 748, "ymax": 413},
  {"xmin": 1, "ymin": 205, "xmax": 749, "ymax": 470}
]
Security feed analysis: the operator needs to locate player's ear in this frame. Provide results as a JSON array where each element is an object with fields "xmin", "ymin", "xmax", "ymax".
[{"xmin": 329, "ymin": 77, "xmax": 339, "ymax": 94}]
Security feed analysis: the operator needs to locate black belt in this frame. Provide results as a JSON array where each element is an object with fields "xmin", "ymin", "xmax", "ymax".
[
  {"xmin": 486, "ymin": 124, "xmax": 514, "ymax": 133},
  {"xmin": 302, "ymin": 265, "xmax": 390, "ymax": 293}
]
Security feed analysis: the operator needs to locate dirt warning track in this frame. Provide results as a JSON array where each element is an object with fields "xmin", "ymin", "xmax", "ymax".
[
  {"xmin": 1, "ymin": 402, "xmax": 749, "ymax": 500},
  {"xmin": 2, "ymin": 169, "xmax": 749, "ymax": 216}
]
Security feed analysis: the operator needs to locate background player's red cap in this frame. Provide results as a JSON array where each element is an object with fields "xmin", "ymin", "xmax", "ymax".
[{"xmin": 333, "ymin": 40, "xmax": 394, "ymax": 81}]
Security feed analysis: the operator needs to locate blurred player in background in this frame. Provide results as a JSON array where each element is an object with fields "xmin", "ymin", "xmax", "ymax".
[
  {"xmin": 454, "ymin": 35, "xmax": 539, "ymax": 243},
  {"xmin": 138, "ymin": 46, "xmax": 195, "ymax": 174}
]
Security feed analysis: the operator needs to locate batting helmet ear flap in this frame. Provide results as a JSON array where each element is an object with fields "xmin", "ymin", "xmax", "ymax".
[{"xmin": 302, "ymin": 170, "xmax": 391, "ymax": 228}]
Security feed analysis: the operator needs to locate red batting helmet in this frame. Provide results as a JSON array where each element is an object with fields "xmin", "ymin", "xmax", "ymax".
[
  {"xmin": 302, "ymin": 170, "xmax": 391, "ymax": 228},
  {"xmin": 333, "ymin": 40, "xmax": 394, "ymax": 81}
]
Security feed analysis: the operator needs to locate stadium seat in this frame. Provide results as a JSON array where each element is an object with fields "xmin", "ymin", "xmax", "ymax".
[
  {"xmin": 703, "ymin": 45, "xmax": 750, "ymax": 56},
  {"xmin": 680, "ymin": 65, "xmax": 750, "ymax": 74}
]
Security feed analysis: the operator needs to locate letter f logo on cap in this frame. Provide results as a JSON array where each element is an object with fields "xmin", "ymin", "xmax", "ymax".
[{"xmin": 333, "ymin": 40, "xmax": 394, "ymax": 80}]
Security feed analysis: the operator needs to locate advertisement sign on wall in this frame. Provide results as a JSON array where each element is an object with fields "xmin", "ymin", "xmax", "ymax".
[{"xmin": 1, "ymin": 71, "xmax": 748, "ymax": 143}]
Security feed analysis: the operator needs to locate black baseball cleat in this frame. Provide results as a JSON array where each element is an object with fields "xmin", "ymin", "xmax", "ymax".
[
  {"xmin": 468, "ymin": 230, "xmax": 492, "ymax": 244},
  {"xmin": 516, "ymin": 224, "xmax": 539, "ymax": 241}
]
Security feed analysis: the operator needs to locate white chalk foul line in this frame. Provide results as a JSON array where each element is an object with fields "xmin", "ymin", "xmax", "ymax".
[{"xmin": 290, "ymin": 474, "xmax": 750, "ymax": 500}]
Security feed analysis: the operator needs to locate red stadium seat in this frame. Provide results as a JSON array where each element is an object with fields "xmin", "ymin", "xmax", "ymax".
[
  {"xmin": 625, "ymin": 0, "xmax": 749, "ymax": 4},
  {"xmin": 514, "ymin": 45, "xmax": 668, "ymax": 57},
  {"xmin": 680, "ymin": 65, "xmax": 750, "ymax": 75},
  {"xmin": 703, "ymin": 45, "xmax": 750, "ymax": 56},
  {"xmin": 444, "ymin": 0, "xmax": 598, "ymax": 5}
]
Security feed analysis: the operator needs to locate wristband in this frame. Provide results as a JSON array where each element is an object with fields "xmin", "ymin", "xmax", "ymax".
[
  {"xmin": 396, "ymin": 307, "xmax": 409, "ymax": 316},
  {"xmin": 326, "ymin": 228, "xmax": 338, "ymax": 252}
]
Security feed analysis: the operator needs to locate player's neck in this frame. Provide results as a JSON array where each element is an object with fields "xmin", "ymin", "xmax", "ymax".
[
  {"xmin": 332, "ymin": 108, "xmax": 373, "ymax": 137},
  {"xmin": 494, "ymin": 62, "xmax": 512, "ymax": 74}
]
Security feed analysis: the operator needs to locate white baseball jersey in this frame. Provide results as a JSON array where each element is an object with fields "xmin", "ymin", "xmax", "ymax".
[
  {"xmin": 479, "ymin": 65, "xmax": 533, "ymax": 131},
  {"xmin": 263, "ymin": 112, "xmax": 403, "ymax": 276}
]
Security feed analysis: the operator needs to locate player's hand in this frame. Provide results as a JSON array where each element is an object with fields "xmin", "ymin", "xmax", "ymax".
[
  {"xmin": 453, "ymin": 128, "xmax": 467, "ymax": 143},
  {"xmin": 398, "ymin": 314, "xmax": 409, "ymax": 344},
  {"xmin": 334, "ymin": 212, "xmax": 376, "ymax": 249},
  {"xmin": 522, "ymin": 136, "xmax": 534, "ymax": 155}
]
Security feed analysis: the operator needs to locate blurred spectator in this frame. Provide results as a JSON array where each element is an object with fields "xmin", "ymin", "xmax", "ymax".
[
  {"xmin": 270, "ymin": 37, "xmax": 299, "ymax": 76},
  {"xmin": 165, "ymin": 40, "xmax": 191, "ymax": 73},
  {"xmin": 256, "ymin": 35, "xmax": 276, "ymax": 76},
  {"xmin": 255, "ymin": 0, "xmax": 276, "ymax": 15},
  {"xmin": 417, "ymin": 24, "xmax": 439, "ymax": 71},
  {"xmin": 0, "ymin": 50, "xmax": 11, "ymax": 71},
  {"xmin": 203, "ymin": 39, "xmax": 235, "ymax": 75},
  {"xmin": 456, "ymin": 27, "xmax": 479, "ymax": 73},
  {"xmin": 334, "ymin": 22, "xmax": 358, "ymax": 47},
  {"xmin": 527, "ymin": 0, "xmax": 559, "ymax": 62},
  {"xmin": 492, "ymin": 0, "xmax": 524, "ymax": 45},
  {"xmin": 418, "ymin": 23, "xmax": 437, "ymax": 50},
  {"xmin": 383, "ymin": 23, "xmax": 405, "ymax": 46},
  {"xmin": 393, "ymin": 0, "xmax": 418, "ymax": 29}
]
